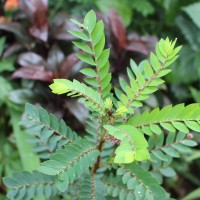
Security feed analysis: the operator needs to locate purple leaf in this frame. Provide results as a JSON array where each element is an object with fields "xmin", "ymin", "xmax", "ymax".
[
  {"xmin": 50, "ymin": 13, "xmax": 79, "ymax": 41},
  {"xmin": 19, "ymin": 0, "xmax": 48, "ymax": 41},
  {"xmin": 108, "ymin": 8, "xmax": 127, "ymax": 49},
  {"xmin": 57, "ymin": 53, "xmax": 79, "ymax": 78},
  {"xmin": 17, "ymin": 52, "xmax": 46, "ymax": 67},
  {"xmin": 12, "ymin": 66, "xmax": 53, "ymax": 82},
  {"xmin": 47, "ymin": 44, "xmax": 65, "ymax": 71}
]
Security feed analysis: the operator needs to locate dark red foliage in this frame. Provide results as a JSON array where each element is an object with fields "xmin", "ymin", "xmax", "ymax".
[
  {"xmin": 12, "ymin": 66, "xmax": 53, "ymax": 82},
  {"xmin": 58, "ymin": 53, "xmax": 79, "ymax": 79},
  {"xmin": 19, "ymin": 0, "xmax": 48, "ymax": 41},
  {"xmin": 108, "ymin": 8, "xmax": 127, "ymax": 50}
]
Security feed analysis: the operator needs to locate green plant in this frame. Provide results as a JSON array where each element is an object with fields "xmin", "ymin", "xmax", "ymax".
[{"xmin": 3, "ymin": 10, "xmax": 200, "ymax": 199}]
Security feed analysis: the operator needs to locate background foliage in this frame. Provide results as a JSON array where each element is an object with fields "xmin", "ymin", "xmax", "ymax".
[{"xmin": 1, "ymin": 0, "xmax": 200, "ymax": 199}]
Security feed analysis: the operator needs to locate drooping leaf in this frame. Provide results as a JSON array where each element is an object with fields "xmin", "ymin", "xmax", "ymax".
[
  {"xmin": 148, "ymin": 132, "xmax": 196, "ymax": 164},
  {"xmin": 80, "ymin": 175, "xmax": 105, "ymax": 200},
  {"xmin": 39, "ymin": 139, "xmax": 99, "ymax": 192},
  {"xmin": 3, "ymin": 171, "xmax": 58, "ymax": 200},
  {"xmin": 20, "ymin": 103, "xmax": 78, "ymax": 159},
  {"xmin": 116, "ymin": 163, "xmax": 170, "ymax": 200}
]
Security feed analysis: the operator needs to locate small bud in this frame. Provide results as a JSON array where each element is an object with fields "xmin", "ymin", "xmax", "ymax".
[
  {"xmin": 115, "ymin": 106, "xmax": 127, "ymax": 116},
  {"xmin": 187, "ymin": 133, "xmax": 193, "ymax": 139},
  {"xmin": 104, "ymin": 97, "xmax": 113, "ymax": 110}
]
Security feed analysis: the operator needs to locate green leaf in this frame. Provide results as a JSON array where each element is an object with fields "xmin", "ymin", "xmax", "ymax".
[
  {"xmin": 172, "ymin": 122, "xmax": 189, "ymax": 133},
  {"xmin": 172, "ymin": 144, "xmax": 191, "ymax": 153},
  {"xmin": 160, "ymin": 122, "xmax": 176, "ymax": 133},
  {"xmin": 155, "ymin": 134, "xmax": 164, "ymax": 148},
  {"xmin": 94, "ymin": 35, "xmax": 105, "ymax": 58},
  {"xmin": 116, "ymin": 163, "xmax": 169, "ymax": 199},
  {"xmin": 134, "ymin": 184, "xmax": 145, "ymax": 199},
  {"xmin": 0, "ymin": 76, "xmax": 12, "ymax": 103},
  {"xmin": 152, "ymin": 150, "xmax": 168, "ymax": 162},
  {"xmin": 130, "ymin": 59, "xmax": 138, "ymax": 74},
  {"xmin": 181, "ymin": 140, "xmax": 197, "ymax": 147},
  {"xmin": 49, "ymin": 79, "xmax": 69, "ymax": 94},
  {"xmin": 182, "ymin": 188, "xmax": 200, "ymax": 200},
  {"xmin": 39, "ymin": 139, "xmax": 99, "ymax": 191},
  {"xmin": 144, "ymin": 61, "xmax": 153, "ymax": 79},
  {"xmin": 156, "ymin": 69, "xmax": 172, "ymax": 78},
  {"xmin": 150, "ymin": 53, "xmax": 160, "ymax": 71},
  {"xmin": 73, "ymin": 41, "xmax": 93, "ymax": 54},
  {"xmin": 99, "ymin": 62, "xmax": 109, "ymax": 80},
  {"xmin": 104, "ymin": 125, "xmax": 149, "ymax": 163},
  {"xmin": 91, "ymin": 21, "xmax": 104, "ymax": 45},
  {"xmin": 0, "ymin": 37, "xmax": 6, "ymax": 56},
  {"xmin": 166, "ymin": 132, "xmax": 176, "ymax": 144},
  {"xmin": 80, "ymin": 67, "xmax": 97, "ymax": 77},
  {"xmin": 162, "ymin": 147, "xmax": 180, "ymax": 158},
  {"xmin": 129, "ymin": 104, "xmax": 200, "ymax": 135},
  {"xmin": 159, "ymin": 167, "xmax": 176, "ymax": 177},
  {"xmin": 185, "ymin": 121, "xmax": 200, "ymax": 132},
  {"xmin": 96, "ymin": 0, "xmax": 132, "ymax": 26},
  {"xmin": 105, "ymin": 176, "xmax": 134, "ymax": 199},
  {"xmin": 80, "ymin": 175, "xmax": 106, "ymax": 200},
  {"xmin": 84, "ymin": 78, "xmax": 99, "ymax": 87},
  {"xmin": 0, "ymin": 56, "xmax": 16, "ymax": 72},
  {"xmin": 119, "ymin": 77, "xmax": 128, "ymax": 92},
  {"xmin": 182, "ymin": 2, "xmax": 200, "ymax": 29},
  {"xmin": 70, "ymin": 19, "xmax": 83, "ymax": 27},
  {"xmin": 117, "ymin": 38, "xmax": 180, "ymax": 112},
  {"xmin": 150, "ymin": 124, "xmax": 162, "ymax": 135},
  {"xmin": 148, "ymin": 79, "xmax": 165, "ymax": 86},
  {"xmin": 50, "ymin": 79, "xmax": 105, "ymax": 114},
  {"xmin": 3, "ymin": 171, "xmax": 58, "ymax": 200},
  {"xmin": 84, "ymin": 10, "xmax": 97, "ymax": 33},
  {"xmin": 9, "ymin": 108, "xmax": 41, "ymax": 172},
  {"xmin": 142, "ymin": 126, "xmax": 153, "ymax": 136},
  {"xmin": 190, "ymin": 87, "xmax": 200, "ymax": 103},
  {"xmin": 176, "ymin": 132, "xmax": 186, "ymax": 142},
  {"xmin": 20, "ymin": 103, "xmax": 78, "ymax": 159},
  {"xmin": 97, "ymin": 49, "xmax": 110, "ymax": 69},
  {"xmin": 132, "ymin": 0, "xmax": 155, "ymax": 17},
  {"xmin": 76, "ymin": 53, "xmax": 96, "ymax": 65},
  {"xmin": 68, "ymin": 30, "xmax": 89, "ymax": 41},
  {"xmin": 136, "ymin": 71, "xmax": 145, "ymax": 87}
]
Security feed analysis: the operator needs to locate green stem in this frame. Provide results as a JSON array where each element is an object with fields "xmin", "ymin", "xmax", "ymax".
[
  {"xmin": 9, "ymin": 108, "xmax": 44, "ymax": 200},
  {"xmin": 9, "ymin": 108, "xmax": 40, "ymax": 171}
]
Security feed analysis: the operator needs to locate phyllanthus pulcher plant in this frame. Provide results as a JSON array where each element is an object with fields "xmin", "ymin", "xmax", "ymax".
[{"xmin": 3, "ymin": 10, "xmax": 200, "ymax": 200}]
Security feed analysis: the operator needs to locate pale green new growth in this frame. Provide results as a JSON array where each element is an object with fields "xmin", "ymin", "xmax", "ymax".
[
  {"xmin": 115, "ymin": 38, "xmax": 182, "ymax": 114},
  {"xmin": 3, "ymin": 10, "xmax": 200, "ymax": 200},
  {"xmin": 50, "ymin": 79, "xmax": 105, "ymax": 115},
  {"xmin": 104, "ymin": 125, "xmax": 149, "ymax": 163}
]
